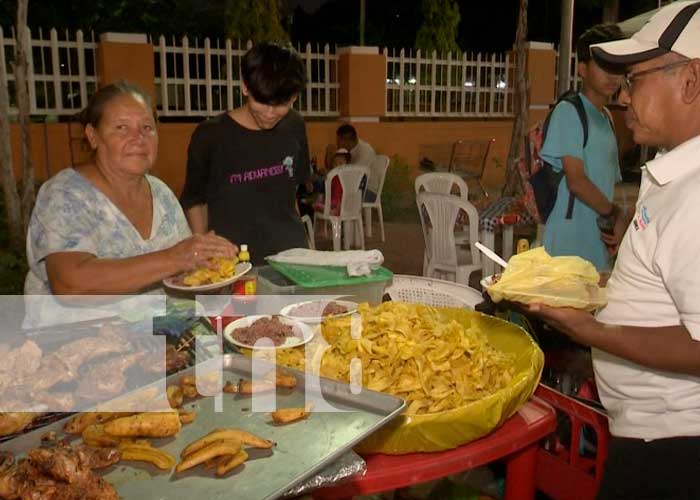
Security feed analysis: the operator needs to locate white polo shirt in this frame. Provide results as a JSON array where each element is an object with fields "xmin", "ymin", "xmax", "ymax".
[{"xmin": 594, "ymin": 134, "xmax": 700, "ymax": 440}]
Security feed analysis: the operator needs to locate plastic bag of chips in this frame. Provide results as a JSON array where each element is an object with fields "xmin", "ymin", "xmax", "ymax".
[{"xmin": 486, "ymin": 247, "xmax": 607, "ymax": 310}]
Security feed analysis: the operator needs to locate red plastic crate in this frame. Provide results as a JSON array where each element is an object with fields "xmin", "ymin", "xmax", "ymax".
[{"xmin": 534, "ymin": 384, "xmax": 610, "ymax": 500}]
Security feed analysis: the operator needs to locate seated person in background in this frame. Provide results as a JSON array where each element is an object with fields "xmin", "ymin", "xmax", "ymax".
[
  {"xmin": 330, "ymin": 148, "xmax": 353, "ymax": 215},
  {"xmin": 315, "ymin": 148, "xmax": 367, "ymax": 216},
  {"xmin": 24, "ymin": 81, "xmax": 237, "ymax": 327},
  {"xmin": 325, "ymin": 124, "xmax": 378, "ymax": 201}
]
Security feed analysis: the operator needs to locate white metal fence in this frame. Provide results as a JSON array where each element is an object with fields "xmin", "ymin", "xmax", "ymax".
[
  {"xmin": 0, "ymin": 27, "xmax": 98, "ymax": 116},
  {"xmin": 151, "ymin": 36, "xmax": 340, "ymax": 117},
  {"xmin": 384, "ymin": 48, "xmax": 515, "ymax": 117}
]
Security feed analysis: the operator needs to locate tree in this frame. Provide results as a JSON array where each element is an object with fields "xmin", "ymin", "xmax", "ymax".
[
  {"xmin": 502, "ymin": 0, "xmax": 529, "ymax": 197},
  {"xmin": 415, "ymin": 0, "xmax": 460, "ymax": 53},
  {"xmin": 226, "ymin": 0, "xmax": 289, "ymax": 43},
  {"xmin": 0, "ymin": 0, "xmax": 34, "ymax": 252}
]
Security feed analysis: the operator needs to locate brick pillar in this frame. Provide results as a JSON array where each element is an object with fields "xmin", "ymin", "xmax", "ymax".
[
  {"xmin": 337, "ymin": 46, "xmax": 386, "ymax": 122},
  {"xmin": 526, "ymin": 42, "xmax": 557, "ymax": 125},
  {"xmin": 96, "ymin": 33, "xmax": 155, "ymax": 101}
]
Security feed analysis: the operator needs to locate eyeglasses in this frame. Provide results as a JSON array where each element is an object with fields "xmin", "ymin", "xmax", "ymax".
[{"xmin": 622, "ymin": 59, "xmax": 690, "ymax": 91}]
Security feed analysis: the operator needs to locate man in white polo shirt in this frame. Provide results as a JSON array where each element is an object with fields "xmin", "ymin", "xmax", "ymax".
[{"xmin": 531, "ymin": 2, "xmax": 700, "ymax": 498}]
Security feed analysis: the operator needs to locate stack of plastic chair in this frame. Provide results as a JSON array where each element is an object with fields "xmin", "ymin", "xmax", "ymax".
[
  {"xmin": 416, "ymin": 192, "xmax": 481, "ymax": 286},
  {"xmin": 415, "ymin": 172, "xmax": 469, "ymax": 201}
]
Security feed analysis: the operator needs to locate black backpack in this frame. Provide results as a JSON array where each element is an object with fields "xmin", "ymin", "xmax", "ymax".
[{"xmin": 526, "ymin": 91, "xmax": 590, "ymax": 223}]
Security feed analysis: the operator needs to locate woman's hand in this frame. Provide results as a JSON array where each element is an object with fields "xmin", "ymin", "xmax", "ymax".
[{"xmin": 172, "ymin": 231, "xmax": 238, "ymax": 272}]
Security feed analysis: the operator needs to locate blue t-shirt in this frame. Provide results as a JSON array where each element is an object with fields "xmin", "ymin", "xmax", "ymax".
[{"xmin": 540, "ymin": 93, "xmax": 621, "ymax": 271}]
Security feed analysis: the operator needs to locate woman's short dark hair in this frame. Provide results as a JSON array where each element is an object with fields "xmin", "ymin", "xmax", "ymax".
[
  {"xmin": 577, "ymin": 24, "xmax": 625, "ymax": 64},
  {"xmin": 80, "ymin": 81, "xmax": 155, "ymax": 128},
  {"xmin": 241, "ymin": 43, "xmax": 306, "ymax": 105}
]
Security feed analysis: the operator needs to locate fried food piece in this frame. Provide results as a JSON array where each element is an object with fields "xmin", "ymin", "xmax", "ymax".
[
  {"xmin": 178, "ymin": 409, "xmax": 196, "ymax": 425},
  {"xmin": 222, "ymin": 381, "xmax": 238, "ymax": 394},
  {"xmin": 237, "ymin": 379, "xmax": 275, "ymax": 395},
  {"xmin": 118, "ymin": 442, "xmax": 176, "ymax": 470},
  {"xmin": 216, "ymin": 450, "xmax": 248, "ymax": 476},
  {"xmin": 175, "ymin": 440, "xmax": 242, "ymax": 473},
  {"xmin": 271, "ymin": 371, "xmax": 297, "ymax": 389},
  {"xmin": 181, "ymin": 384, "xmax": 199, "ymax": 399},
  {"xmin": 270, "ymin": 407, "xmax": 310, "ymax": 425},
  {"xmin": 182, "ymin": 257, "xmax": 238, "ymax": 287},
  {"xmin": 65, "ymin": 412, "xmax": 135, "ymax": 435},
  {"xmin": 181, "ymin": 428, "xmax": 272, "ymax": 458},
  {"xmin": 180, "ymin": 375, "xmax": 196, "ymax": 386},
  {"xmin": 0, "ymin": 412, "xmax": 35, "ymax": 437},
  {"xmin": 103, "ymin": 411, "xmax": 181, "ymax": 438},
  {"xmin": 167, "ymin": 386, "xmax": 184, "ymax": 409},
  {"xmin": 82, "ymin": 424, "xmax": 122, "ymax": 448}
]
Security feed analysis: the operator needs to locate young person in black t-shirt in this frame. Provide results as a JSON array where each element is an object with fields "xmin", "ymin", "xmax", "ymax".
[{"xmin": 181, "ymin": 43, "xmax": 311, "ymax": 265}]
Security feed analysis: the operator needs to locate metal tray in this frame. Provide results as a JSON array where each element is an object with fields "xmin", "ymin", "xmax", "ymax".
[{"xmin": 2, "ymin": 353, "xmax": 406, "ymax": 500}]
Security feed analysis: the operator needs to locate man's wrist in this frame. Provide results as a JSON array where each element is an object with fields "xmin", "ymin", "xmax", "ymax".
[{"xmin": 602, "ymin": 203, "xmax": 620, "ymax": 218}]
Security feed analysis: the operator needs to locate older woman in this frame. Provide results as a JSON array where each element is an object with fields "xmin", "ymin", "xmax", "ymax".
[{"xmin": 24, "ymin": 82, "xmax": 236, "ymax": 325}]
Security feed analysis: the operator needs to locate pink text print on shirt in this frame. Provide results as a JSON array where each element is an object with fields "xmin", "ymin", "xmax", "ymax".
[
  {"xmin": 632, "ymin": 205, "xmax": 651, "ymax": 232},
  {"xmin": 229, "ymin": 156, "xmax": 295, "ymax": 184}
]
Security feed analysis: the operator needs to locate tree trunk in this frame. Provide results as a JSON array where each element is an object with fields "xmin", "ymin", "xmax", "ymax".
[
  {"xmin": 502, "ymin": 0, "xmax": 529, "ymax": 197},
  {"xmin": 0, "ymin": 40, "xmax": 23, "ymax": 252},
  {"xmin": 15, "ymin": 0, "xmax": 35, "ymax": 233},
  {"xmin": 602, "ymin": 0, "xmax": 620, "ymax": 23}
]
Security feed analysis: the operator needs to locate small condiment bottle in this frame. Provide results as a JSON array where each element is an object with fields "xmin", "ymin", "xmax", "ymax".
[
  {"xmin": 233, "ymin": 244, "xmax": 256, "ymax": 295},
  {"xmin": 238, "ymin": 244, "xmax": 250, "ymax": 263}
]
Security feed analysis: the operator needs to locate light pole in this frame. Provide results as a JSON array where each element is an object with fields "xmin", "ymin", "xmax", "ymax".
[{"xmin": 557, "ymin": 0, "xmax": 575, "ymax": 95}]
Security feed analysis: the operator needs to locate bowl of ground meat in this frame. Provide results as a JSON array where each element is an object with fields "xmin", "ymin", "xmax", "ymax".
[
  {"xmin": 223, "ymin": 315, "xmax": 314, "ymax": 350},
  {"xmin": 279, "ymin": 300, "xmax": 358, "ymax": 324}
]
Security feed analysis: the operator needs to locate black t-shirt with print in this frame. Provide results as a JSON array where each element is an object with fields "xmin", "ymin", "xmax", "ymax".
[{"xmin": 181, "ymin": 110, "xmax": 310, "ymax": 265}]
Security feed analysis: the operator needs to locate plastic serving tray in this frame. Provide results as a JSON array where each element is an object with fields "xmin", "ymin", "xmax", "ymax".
[
  {"xmin": 266, "ymin": 261, "xmax": 393, "ymax": 288},
  {"xmin": 256, "ymin": 265, "xmax": 392, "ymax": 305}
]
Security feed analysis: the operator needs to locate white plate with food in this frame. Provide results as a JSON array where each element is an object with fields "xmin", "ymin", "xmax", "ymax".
[
  {"xmin": 163, "ymin": 261, "xmax": 252, "ymax": 292},
  {"xmin": 223, "ymin": 314, "xmax": 315, "ymax": 350},
  {"xmin": 279, "ymin": 299, "xmax": 358, "ymax": 324}
]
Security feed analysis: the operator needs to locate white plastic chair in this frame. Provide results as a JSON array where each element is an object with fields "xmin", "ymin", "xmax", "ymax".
[
  {"xmin": 300, "ymin": 214, "xmax": 315, "ymax": 250},
  {"xmin": 315, "ymin": 164, "xmax": 369, "ymax": 251},
  {"xmin": 384, "ymin": 274, "xmax": 484, "ymax": 309},
  {"xmin": 414, "ymin": 172, "xmax": 469, "ymax": 200},
  {"xmin": 417, "ymin": 192, "xmax": 482, "ymax": 286},
  {"xmin": 415, "ymin": 172, "xmax": 473, "ymax": 267},
  {"xmin": 363, "ymin": 154, "xmax": 390, "ymax": 242}
]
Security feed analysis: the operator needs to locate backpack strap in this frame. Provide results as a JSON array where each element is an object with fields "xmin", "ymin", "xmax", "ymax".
[{"xmin": 559, "ymin": 93, "xmax": 589, "ymax": 219}]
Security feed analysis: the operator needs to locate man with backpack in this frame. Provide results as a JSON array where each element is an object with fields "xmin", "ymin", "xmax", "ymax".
[{"xmin": 539, "ymin": 24, "xmax": 625, "ymax": 271}]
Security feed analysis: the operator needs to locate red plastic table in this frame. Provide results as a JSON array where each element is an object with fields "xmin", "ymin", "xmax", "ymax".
[{"xmin": 312, "ymin": 397, "xmax": 556, "ymax": 500}]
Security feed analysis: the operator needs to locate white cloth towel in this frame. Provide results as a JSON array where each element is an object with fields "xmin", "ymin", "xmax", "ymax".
[{"xmin": 267, "ymin": 248, "xmax": 384, "ymax": 276}]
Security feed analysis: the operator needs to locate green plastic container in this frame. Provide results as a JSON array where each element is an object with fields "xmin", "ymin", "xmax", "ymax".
[{"xmin": 256, "ymin": 264, "xmax": 393, "ymax": 305}]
